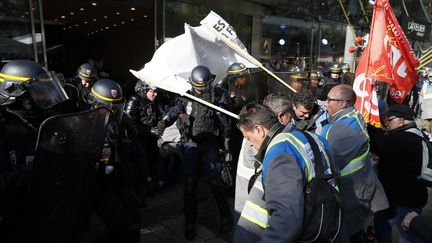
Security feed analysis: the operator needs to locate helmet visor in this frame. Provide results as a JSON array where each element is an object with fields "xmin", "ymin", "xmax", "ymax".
[
  {"xmin": 90, "ymin": 95, "xmax": 125, "ymax": 122},
  {"xmin": 27, "ymin": 71, "xmax": 69, "ymax": 109},
  {"xmin": 94, "ymin": 101, "xmax": 125, "ymax": 122}
]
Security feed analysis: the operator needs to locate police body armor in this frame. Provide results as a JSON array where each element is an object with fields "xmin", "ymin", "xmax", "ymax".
[
  {"xmin": 341, "ymin": 72, "xmax": 354, "ymax": 86},
  {"xmin": 317, "ymin": 77, "xmax": 341, "ymax": 101},
  {"xmin": 0, "ymin": 109, "xmax": 38, "ymax": 242},
  {"xmin": 97, "ymin": 113, "xmax": 141, "ymax": 182},
  {"xmin": 125, "ymin": 94, "xmax": 162, "ymax": 136},
  {"xmin": 21, "ymin": 107, "xmax": 109, "ymax": 243},
  {"xmin": 179, "ymin": 92, "xmax": 222, "ymax": 144},
  {"xmin": 0, "ymin": 109, "xmax": 38, "ymax": 171}
]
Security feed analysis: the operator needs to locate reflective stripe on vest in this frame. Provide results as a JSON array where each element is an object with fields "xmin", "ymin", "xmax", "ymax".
[
  {"xmin": 240, "ymin": 200, "xmax": 269, "ymax": 228},
  {"xmin": 237, "ymin": 147, "xmax": 257, "ymax": 180},
  {"xmin": 266, "ymin": 132, "xmax": 333, "ymax": 182},
  {"xmin": 339, "ymin": 146, "xmax": 369, "ymax": 176},
  {"xmin": 325, "ymin": 109, "xmax": 369, "ymax": 177},
  {"xmin": 267, "ymin": 132, "xmax": 314, "ymax": 181},
  {"xmin": 237, "ymin": 147, "xmax": 264, "ymax": 192}
]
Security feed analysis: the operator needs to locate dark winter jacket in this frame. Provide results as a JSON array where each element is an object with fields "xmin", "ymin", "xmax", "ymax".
[{"xmin": 370, "ymin": 123, "xmax": 428, "ymax": 208}]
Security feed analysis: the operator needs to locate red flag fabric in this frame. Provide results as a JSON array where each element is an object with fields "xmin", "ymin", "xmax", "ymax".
[
  {"xmin": 354, "ymin": 45, "xmax": 382, "ymax": 128},
  {"xmin": 354, "ymin": 0, "xmax": 419, "ymax": 127}
]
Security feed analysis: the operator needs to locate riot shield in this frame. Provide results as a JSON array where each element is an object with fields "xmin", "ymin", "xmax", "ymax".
[
  {"xmin": 249, "ymin": 70, "xmax": 269, "ymax": 103},
  {"xmin": 21, "ymin": 107, "xmax": 110, "ymax": 243},
  {"xmin": 266, "ymin": 72, "xmax": 297, "ymax": 96}
]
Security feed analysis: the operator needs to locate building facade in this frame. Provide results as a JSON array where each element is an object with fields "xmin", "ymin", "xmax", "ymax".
[{"xmin": 1, "ymin": 0, "xmax": 431, "ymax": 82}]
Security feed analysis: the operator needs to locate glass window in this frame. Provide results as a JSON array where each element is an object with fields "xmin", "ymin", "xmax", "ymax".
[
  {"xmin": 165, "ymin": 0, "xmax": 252, "ymax": 52},
  {"xmin": 0, "ymin": 0, "xmax": 40, "ymax": 68}
]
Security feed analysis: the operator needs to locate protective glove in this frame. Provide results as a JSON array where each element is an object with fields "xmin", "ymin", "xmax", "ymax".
[
  {"xmin": 150, "ymin": 127, "xmax": 163, "ymax": 137},
  {"xmin": 224, "ymin": 151, "xmax": 233, "ymax": 163}
]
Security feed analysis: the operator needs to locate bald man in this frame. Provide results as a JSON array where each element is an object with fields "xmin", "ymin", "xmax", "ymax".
[{"xmin": 319, "ymin": 84, "xmax": 388, "ymax": 241}]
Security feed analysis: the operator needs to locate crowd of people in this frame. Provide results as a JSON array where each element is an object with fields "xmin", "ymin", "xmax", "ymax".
[{"xmin": 0, "ymin": 57, "xmax": 431, "ymax": 243}]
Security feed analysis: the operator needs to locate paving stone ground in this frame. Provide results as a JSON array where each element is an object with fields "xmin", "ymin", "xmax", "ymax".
[
  {"xmin": 84, "ymin": 178, "xmax": 432, "ymax": 243},
  {"xmin": 84, "ymin": 180, "xmax": 233, "ymax": 243}
]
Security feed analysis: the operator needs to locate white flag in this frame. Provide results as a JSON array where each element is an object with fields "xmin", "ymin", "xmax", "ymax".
[{"xmin": 130, "ymin": 11, "xmax": 256, "ymax": 96}]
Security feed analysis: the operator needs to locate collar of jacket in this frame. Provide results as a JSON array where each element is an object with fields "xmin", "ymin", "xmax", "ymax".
[
  {"xmin": 327, "ymin": 106, "xmax": 356, "ymax": 123},
  {"xmin": 255, "ymin": 123, "xmax": 285, "ymax": 162},
  {"xmin": 386, "ymin": 121, "xmax": 417, "ymax": 134}
]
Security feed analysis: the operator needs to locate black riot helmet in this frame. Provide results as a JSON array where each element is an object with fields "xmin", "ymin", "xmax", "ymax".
[
  {"xmin": 289, "ymin": 65, "xmax": 302, "ymax": 73},
  {"xmin": 88, "ymin": 79, "xmax": 125, "ymax": 121},
  {"xmin": 77, "ymin": 63, "xmax": 99, "ymax": 82},
  {"xmin": 228, "ymin": 63, "xmax": 249, "ymax": 77},
  {"xmin": 342, "ymin": 63, "xmax": 351, "ymax": 73},
  {"xmin": 329, "ymin": 63, "xmax": 343, "ymax": 74},
  {"xmin": 0, "ymin": 59, "xmax": 68, "ymax": 108},
  {"xmin": 189, "ymin": 65, "xmax": 215, "ymax": 93},
  {"xmin": 135, "ymin": 80, "xmax": 158, "ymax": 94}
]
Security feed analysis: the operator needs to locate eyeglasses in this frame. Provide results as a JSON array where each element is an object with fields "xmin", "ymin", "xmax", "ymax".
[
  {"xmin": 385, "ymin": 116, "xmax": 398, "ymax": 123},
  {"xmin": 326, "ymin": 96, "xmax": 350, "ymax": 103}
]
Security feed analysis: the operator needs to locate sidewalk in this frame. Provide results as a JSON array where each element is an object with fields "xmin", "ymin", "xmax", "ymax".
[
  {"xmin": 139, "ymin": 182, "xmax": 233, "ymax": 242},
  {"xmin": 84, "ymin": 181, "xmax": 233, "ymax": 243}
]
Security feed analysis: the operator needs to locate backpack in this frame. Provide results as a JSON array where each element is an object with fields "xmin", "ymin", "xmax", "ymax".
[
  {"xmin": 406, "ymin": 128, "xmax": 432, "ymax": 187},
  {"xmin": 299, "ymin": 131, "xmax": 342, "ymax": 242}
]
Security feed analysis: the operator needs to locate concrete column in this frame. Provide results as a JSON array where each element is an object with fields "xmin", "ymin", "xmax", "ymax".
[
  {"xmin": 251, "ymin": 15, "xmax": 262, "ymax": 56},
  {"xmin": 343, "ymin": 25, "xmax": 356, "ymax": 68}
]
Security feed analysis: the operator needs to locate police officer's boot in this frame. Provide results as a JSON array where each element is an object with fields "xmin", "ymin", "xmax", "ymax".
[
  {"xmin": 184, "ymin": 176, "xmax": 197, "ymax": 240},
  {"xmin": 208, "ymin": 176, "xmax": 233, "ymax": 233}
]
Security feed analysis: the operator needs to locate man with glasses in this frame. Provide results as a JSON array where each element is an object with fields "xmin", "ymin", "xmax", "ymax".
[
  {"xmin": 419, "ymin": 71, "xmax": 432, "ymax": 135},
  {"xmin": 370, "ymin": 104, "xmax": 427, "ymax": 243},
  {"xmin": 320, "ymin": 84, "xmax": 388, "ymax": 242}
]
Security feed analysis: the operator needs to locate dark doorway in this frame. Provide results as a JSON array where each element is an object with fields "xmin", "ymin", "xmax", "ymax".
[{"xmin": 43, "ymin": 0, "xmax": 154, "ymax": 94}]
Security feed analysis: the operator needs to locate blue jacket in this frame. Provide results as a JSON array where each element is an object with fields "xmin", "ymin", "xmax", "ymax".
[
  {"xmin": 320, "ymin": 106, "xmax": 388, "ymax": 236},
  {"xmin": 234, "ymin": 124, "xmax": 338, "ymax": 242}
]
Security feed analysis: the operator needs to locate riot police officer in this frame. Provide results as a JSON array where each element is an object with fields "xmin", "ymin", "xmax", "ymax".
[
  {"xmin": 125, "ymin": 81, "xmax": 164, "ymax": 193},
  {"xmin": 341, "ymin": 63, "xmax": 354, "ymax": 86},
  {"xmin": 164, "ymin": 65, "xmax": 232, "ymax": 240},
  {"xmin": 317, "ymin": 63, "xmax": 343, "ymax": 101},
  {"xmin": 222, "ymin": 62, "xmax": 257, "ymax": 114},
  {"xmin": 217, "ymin": 63, "xmax": 257, "ymax": 177},
  {"xmin": 88, "ymin": 79, "xmax": 142, "ymax": 243},
  {"xmin": 0, "ymin": 59, "xmax": 68, "ymax": 242},
  {"xmin": 66, "ymin": 63, "xmax": 99, "ymax": 111}
]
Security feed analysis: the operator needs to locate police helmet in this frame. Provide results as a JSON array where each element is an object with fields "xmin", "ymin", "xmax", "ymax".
[
  {"xmin": 309, "ymin": 71, "xmax": 319, "ymax": 79},
  {"xmin": 0, "ymin": 60, "xmax": 68, "ymax": 108},
  {"xmin": 189, "ymin": 65, "xmax": 215, "ymax": 92},
  {"xmin": 135, "ymin": 80, "xmax": 158, "ymax": 94},
  {"xmin": 228, "ymin": 63, "xmax": 249, "ymax": 77},
  {"xmin": 289, "ymin": 65, "xmax": 302, "ymax": 73},
  {"xmin": 342, "ymin": 63, "xmax": 351, "ymax": 72},
  {"xmin": 88, "ymin": 79, "xmax": 125, "ymax": 121},
  {"xmin": 329, "ymin": 63, "xmax": 343, "ymax": 74},
  {"xmin": 77, "ymin": 63, "xmax": 99, "ymax": 82},
  {"xmin": 289, "ymin": 72, "xmax": 308, "ymax": 80}
]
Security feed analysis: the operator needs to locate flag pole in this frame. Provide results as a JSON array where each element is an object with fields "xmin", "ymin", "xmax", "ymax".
[
  {"xmin": 130, "ymin": 70, "xmax": 240, "ymax": 120},
  {"xmin": 183, "ymin": 93, "xmax": 240, "ymax": 119},
  {"xmin": 201, "ymin": 24, "xmax": 297, "ymax": 93},
  {"xmin": 360, "ymin": 0, "xmax": 378, "ymax": 114}
]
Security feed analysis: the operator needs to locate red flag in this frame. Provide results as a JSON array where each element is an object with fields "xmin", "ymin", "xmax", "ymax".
[
  {"xmin": 354, "ymin": 0, "xmax": 419, "ymax": 128},
  {"xmin": 354, "ymin": 45, "xmax": 382, "ymax": 128}
]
